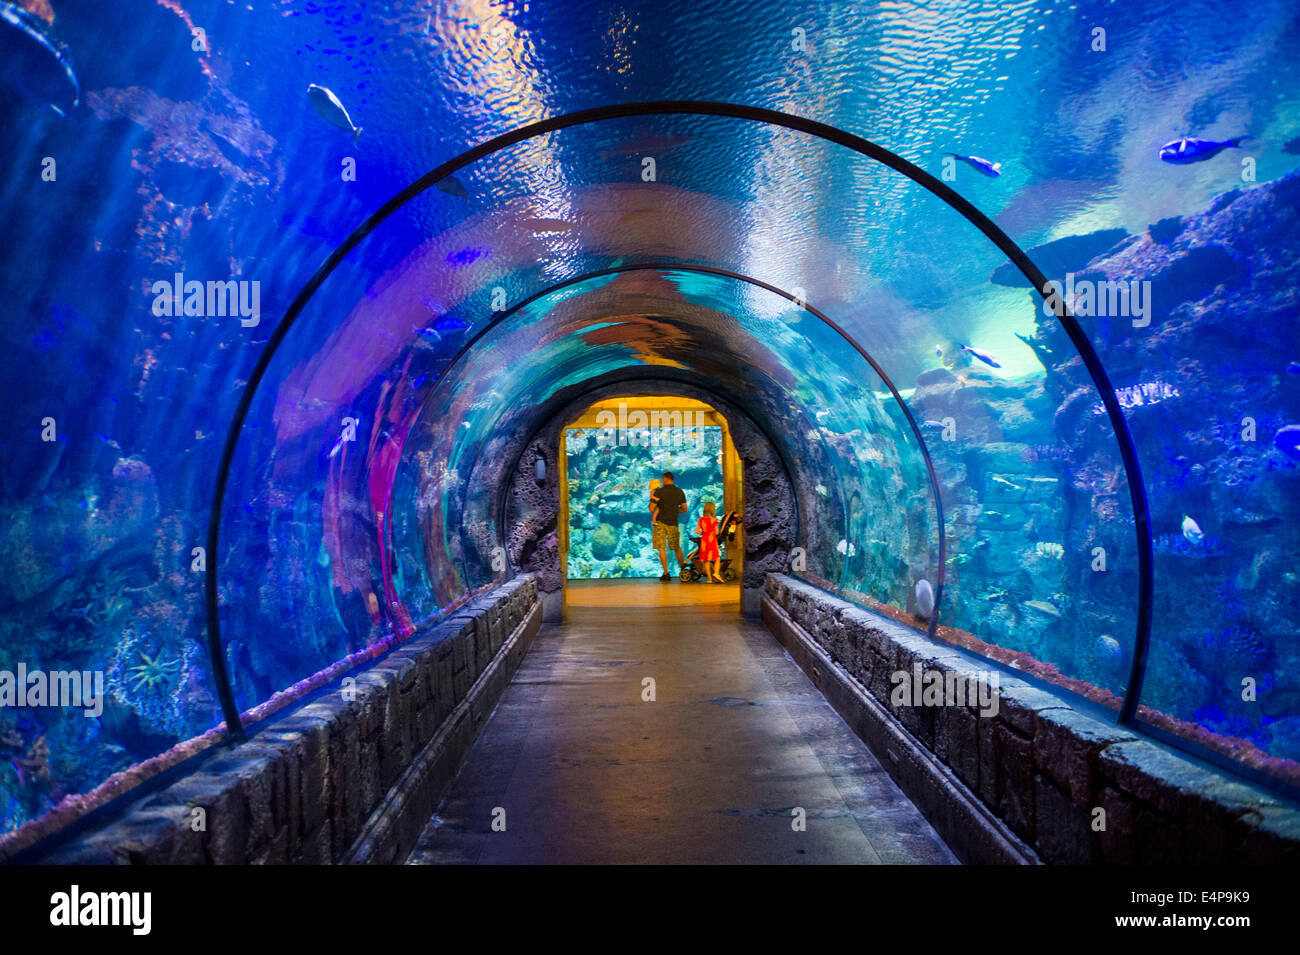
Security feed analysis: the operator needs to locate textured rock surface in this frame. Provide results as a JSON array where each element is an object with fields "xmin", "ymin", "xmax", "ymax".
[
  {"xmin": 766, "ymin": 573, "xmax": 1300, "ymax": 864},
  {"xmin": 883, "ymin": 171, "xmax": 1300, "ymax": 779},
  {"xmin": 31, "ymin": 577, "xmax": 539, "ymax": 864}
]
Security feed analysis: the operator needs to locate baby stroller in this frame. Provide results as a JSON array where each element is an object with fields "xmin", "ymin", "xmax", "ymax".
[{"xmin": 680, "ymin": 510, "xmax": 741, "ymax": 582}]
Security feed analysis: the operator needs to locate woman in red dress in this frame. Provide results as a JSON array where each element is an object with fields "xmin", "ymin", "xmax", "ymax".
[{"xmin": 696, "ymin": 501, "xmax": 724, "ymax": 583}]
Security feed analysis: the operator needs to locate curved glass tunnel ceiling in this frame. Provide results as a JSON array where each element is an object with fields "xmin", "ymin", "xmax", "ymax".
[{"xmin": 1, "ymin": 0, "xmax": 1298, "ymax": 852}]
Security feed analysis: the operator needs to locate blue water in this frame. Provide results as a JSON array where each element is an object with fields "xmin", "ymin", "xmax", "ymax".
[{"xmin": 0, "ymin": 0, "xmax": 1298, "ymax": 840}]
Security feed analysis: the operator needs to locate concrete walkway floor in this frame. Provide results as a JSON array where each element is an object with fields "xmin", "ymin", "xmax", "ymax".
[{"xmin": 408, "ymin": 579, "xmax": 958, "ymax": 864}]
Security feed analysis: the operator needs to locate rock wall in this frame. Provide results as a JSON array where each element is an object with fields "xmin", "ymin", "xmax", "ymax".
[
  {"xmin": 25, "ymin": 576, "xmax": 540, "ymax": 864},
  {"xmin": 1022, "ymin": 170, "xmax": 1300, "ymax": 764},
  {"xmin": 892, "ymin": 170, "xmax": 1300, "ymax": 778},
  {"xmin": 765, "ymin": 574, "xmax": 1300, "ymax": 864}
]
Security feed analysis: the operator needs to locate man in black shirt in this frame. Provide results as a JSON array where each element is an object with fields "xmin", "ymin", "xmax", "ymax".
[{"xmin": 649, "ymin": 471, "xmax": 688, "ymax": 581}]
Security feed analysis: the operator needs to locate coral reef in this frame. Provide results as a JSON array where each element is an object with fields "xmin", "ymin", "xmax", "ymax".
[{"xmin": 564, "ymin": 426, "xmax": 725, "ymax": 578}]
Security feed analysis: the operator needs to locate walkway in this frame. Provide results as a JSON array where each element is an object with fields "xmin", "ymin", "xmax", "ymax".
[{"xmin": 407, "ymin": 579, "xmax": 957, "ymax": 864}]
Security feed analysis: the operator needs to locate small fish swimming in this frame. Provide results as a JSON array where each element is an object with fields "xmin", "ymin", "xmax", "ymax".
[
  {"xmin": 1096, "ymin": 634, "xmax": 1124, "ymax": 669},
  {"xmin": 1286, "ymin": 361, "xmax": 1300, "ymax": 375},
  {"xmin": 446, "ymin": 246, "xmax": 488, "ymax": 267},
  {"xmin": 934, "ymin": 344, "xmax": 943, "ymax": 357},
  {"xmin": 992, "ymin": 475, "xmax": 1022, "ymax": 490},
  {"xmin": 814, "ymin": 484, "xmax": 828, "ymax": 497},
  {"xmin": 915, "ymin": 579, "xmax": 935, "ymax": 618},
  {"xmin": 0, "ymin": 3, "xmax": 79, "ymax": 117},
  {"xmin": 435, "ymin": 175, "xmax": 468, "ymax": 198},
  {"xmin": 1284, "ymin": 136, "xmax": 1300, "ymax": 157},
  {"xmin": 1181, "ymin": 515, "xmax": 1204, "ymax": 545},
  {"xmin": 307, "ymin": 84, "xmax": 362, "ymax": 144},
  {"xmin": 1274, "ymin": 425, "xmax": 1300, "ymax": 463},
  {"xmin": 945, "ymin": 152, "xmax": 1002, "ymax": 178},
  {"xmin": 1023, "ymin": 599, "xmax": 1061, "ymax": 617},
  {"xmin": 424, "ymin": 314, "xmax": 466, "ymax": 333},
  {"xmin": 959, "ymin": 344, "xmax": 1002, "ymax": 368},
  {"xmin": 1158, "ymin": 136, "xmax": 1250, "ymax": 165}
]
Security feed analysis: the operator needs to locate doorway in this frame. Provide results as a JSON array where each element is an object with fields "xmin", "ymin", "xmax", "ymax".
[{"xmin": 559, "ymin": 396, "xmax": 743, "ymax": 585}]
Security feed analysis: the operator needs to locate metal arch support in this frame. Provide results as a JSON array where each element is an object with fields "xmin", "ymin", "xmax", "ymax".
[
  {"xmin": 206, "ymin": 100, "xmax": 1153, "ymax": 738},
  {"xmin": 408, "ymin": 263, "xmax": 949, "ymax": 646}
]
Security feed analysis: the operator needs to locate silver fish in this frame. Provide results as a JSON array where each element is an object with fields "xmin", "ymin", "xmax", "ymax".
[
  {"xmin": 960, "ymin": 344, "xmax": 1003, "ymax": 368},
  {"xmin": 307, "ymin": 84, "xmax": 362, "ymax": 144},
  {"xmin": 915, "ymin": 579, "xmax": 935, "ymax": 618}
]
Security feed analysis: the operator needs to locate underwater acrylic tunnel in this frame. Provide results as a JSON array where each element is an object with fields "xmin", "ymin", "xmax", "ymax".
[{"xmin": 0, "ymin": 0, "xmax": 1299, "ymax": 912}]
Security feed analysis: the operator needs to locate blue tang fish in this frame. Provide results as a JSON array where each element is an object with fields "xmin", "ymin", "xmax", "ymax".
[
  {"xmin": 1158, "ymin": 136, "xmax": 1249, "ymax": 164},
  {"xmin": 307, "ymin": 84, "xmax": 362, "ymax": 144},
  {"xmin": 945, "ymin": 152, "xmax": 1002, "ymax": 177}
]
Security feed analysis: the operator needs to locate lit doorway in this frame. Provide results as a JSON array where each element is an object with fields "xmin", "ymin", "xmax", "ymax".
[{"xmin": 559, "ymin": 396, "xmax": 743, "ymax": 586}]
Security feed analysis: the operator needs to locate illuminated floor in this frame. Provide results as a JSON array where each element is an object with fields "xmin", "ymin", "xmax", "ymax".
[
  {"xmin": 408, "ymin": 579, "xmax": 957, "ymax": 864},
  {"xmin": 564, "ymin": 577, "xmax": 742, "ymax": 608}
]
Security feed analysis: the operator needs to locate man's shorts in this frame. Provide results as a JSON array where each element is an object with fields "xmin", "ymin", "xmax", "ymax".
[{"xmin": 652, "ymin": 521, "xmax": 680, "ymax": 550}]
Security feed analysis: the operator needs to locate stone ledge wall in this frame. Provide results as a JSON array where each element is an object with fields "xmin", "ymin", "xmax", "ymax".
[
  {"xmin": 37, "ymin": 575, "xmax": 541, "ymax": 864},
  {"xmin": 764, "ymin": 574, "xmax": 1300, "ymax": 864}
]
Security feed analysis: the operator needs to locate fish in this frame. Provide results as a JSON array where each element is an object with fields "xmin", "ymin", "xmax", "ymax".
[
  {"xmin": 0, "ymin": 3, "xmax": 79, "ymax": 116},
  {"xmin": 959, "ymin": 344, "xmax": 1002, "ymax": 368},
  {"xmin": 992, "ymin": 476, "xmax": 1022, "ymax": 490},
  {"xmin": 1284, "ymin": 136, "xmax": 1300, "ymax": 156},
  {"xmin": 307, "ymin": 84, "xmax": 362, "ymax": 143},
  {"xmin": 433, "ymin": 316, "xmax": 470, "ymax": 334},
  {"xmin": 1023, "ymin": 599, "xmax": 1061, "ymax": 617},
  {"xmin": 446, "ymin": 246, "xmax": 488, "ymax": 267},
  {"xmin": 914, "ymin": 579, "xmax": 935, "ymax": 618},
  {"xmin": 934, "ymin": 344, "xmax": 943, "ymax": 357},
  {"xmin": 1158, "ymin": 136, "xmax": 1250, "ymax": 165},
  {"xmin": 435, "ymin": 175, "xmax": 468, "ymax": 198},
  {"xmin": 945, "ymin": 152, "xmax": 1002, "ymax": 178},
  {"xmin": 814, "ymin": 484, "xmax": 828, "ymax": 496},
  {"xmin": 600, "ymin": 133, "xmax": 691, "ymax": 158},
  {"xmin": 1286, "ymin": 362, "xmax": 1300, "ymax": 375},
  {"xmin": 1096, "ymin": 634, "xmax": 1124, "ymax": 669},
  {"xmin": 1274, "ymin": 425, "xmax": 1300, "ymax": 463},
  {"xmin": 1181, "ymin": 515, "xmax": 1204, "ymax": 545}
]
